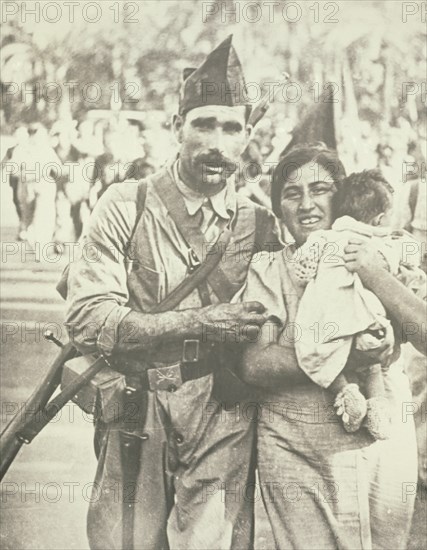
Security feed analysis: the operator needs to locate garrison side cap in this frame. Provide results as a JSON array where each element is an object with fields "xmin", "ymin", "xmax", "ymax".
[{"xmin": 179, "ymin": 34, "xmax": 249, "ymax": 116}]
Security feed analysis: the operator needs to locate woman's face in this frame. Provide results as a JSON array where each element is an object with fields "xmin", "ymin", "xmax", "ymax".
[{"xmin": 280, "ymin": 162, "xmax": 337, "ymax": 246}]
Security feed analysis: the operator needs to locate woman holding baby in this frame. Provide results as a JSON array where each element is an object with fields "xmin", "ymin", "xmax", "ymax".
[{"xmin": 241, "ymin": 143, "xmax": 418, "ymax": 549}]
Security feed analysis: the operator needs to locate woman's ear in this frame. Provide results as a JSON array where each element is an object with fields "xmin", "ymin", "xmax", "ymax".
[{"xmin": 172, "ymin": 114, "xmax": 184, "ymax": 144}]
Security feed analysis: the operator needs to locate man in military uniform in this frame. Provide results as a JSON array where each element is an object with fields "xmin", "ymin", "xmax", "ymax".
[{"xmin": 65, "ymin": 35, "xmax": 280, "ymax": 550}]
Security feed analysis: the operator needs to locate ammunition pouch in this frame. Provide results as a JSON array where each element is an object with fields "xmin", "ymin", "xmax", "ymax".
[{"xmin": 61, "ymin": 355, "xmax": 126, "ymax": 423}]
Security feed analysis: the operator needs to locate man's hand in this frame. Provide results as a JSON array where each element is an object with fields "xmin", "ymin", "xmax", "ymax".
[
  {"xmin": 343, "ymin": 239, "xmax": 389, "ymax": 287},
  {"xmin": 198, "ymin": 301, "xmax": 269, "ymax": 343}
]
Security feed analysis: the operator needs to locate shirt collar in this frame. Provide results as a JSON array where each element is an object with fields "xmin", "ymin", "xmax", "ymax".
[{"xmin": 171, "ymin": 158, "xmax": 236, "ymax": 219}]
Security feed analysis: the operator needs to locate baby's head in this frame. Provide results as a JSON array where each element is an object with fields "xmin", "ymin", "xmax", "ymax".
[{"xmin": 335, "ymin": 169, "xmax": 394, "ymax": 226}]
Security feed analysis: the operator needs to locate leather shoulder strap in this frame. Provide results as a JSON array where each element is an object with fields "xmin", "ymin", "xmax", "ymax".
[
  {"xmin": 152, "ymin": 169, "xmax": 238, "ymax": 302},
  {"xmin": 122, "ymin": 178, "xmax": 148, "ymax": 245}
]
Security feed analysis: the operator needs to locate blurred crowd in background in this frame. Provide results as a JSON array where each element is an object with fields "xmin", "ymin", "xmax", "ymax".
[
  {"xmin": 1, "ymin": 107, "xmax": 425, "ymax": 260},
  {"xmin": 1, "ymin": 111, "xmax": 172, "ymax": 247},
  {"xmin": 0, "ymin": 0, "xmax": 425, "ymax": 252}
]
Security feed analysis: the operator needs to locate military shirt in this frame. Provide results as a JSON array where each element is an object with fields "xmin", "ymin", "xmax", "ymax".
[{"xmin": 65, "ymin": 159, "xmax": 280, "ymax": 356}]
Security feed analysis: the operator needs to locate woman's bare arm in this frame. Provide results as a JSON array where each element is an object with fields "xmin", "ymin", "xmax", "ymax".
[{"xmin": 239, "ymin": 321, "xmax": 309, "ymax": 389}]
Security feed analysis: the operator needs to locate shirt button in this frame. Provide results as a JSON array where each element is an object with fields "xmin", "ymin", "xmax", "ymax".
[{"xmin": 174, "ymin": 432, "xmax": 184, "ymax": 444}]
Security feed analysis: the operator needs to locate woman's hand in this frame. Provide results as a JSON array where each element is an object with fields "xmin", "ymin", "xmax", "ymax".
[{"xmin": 343, "ymin": 239, "xmax": 389, "ymax": 287}]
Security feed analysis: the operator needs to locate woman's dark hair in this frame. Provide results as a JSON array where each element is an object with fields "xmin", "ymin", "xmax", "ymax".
[
  {"xmin": 334, "ymin": 169, "xmax": 394, "ymax": 223},
  {"xmin": 271, "ymin": 142, "xmax": 346, "ymax": 217}
]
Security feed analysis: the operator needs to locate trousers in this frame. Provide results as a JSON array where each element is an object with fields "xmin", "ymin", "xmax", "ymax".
[
  {"xmin": 87, "ymin": 374, "xmax": 255, "ymax": 550},
  {"xmin": 257, "ymin": 364, "xmax": 417, "ymax": 550}
]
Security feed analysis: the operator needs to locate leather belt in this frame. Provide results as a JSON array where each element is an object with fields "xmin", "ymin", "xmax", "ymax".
[
  {"xmin": 112, "ymin": 339, "xmax": 216, "ymax": 392},
  {"xmin": 146, "ymin": 339, "xmax": 216, "ymax": 364}
]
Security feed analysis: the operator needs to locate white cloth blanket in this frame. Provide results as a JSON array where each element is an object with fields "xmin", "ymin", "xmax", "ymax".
[{"xmin": 293, "ymin": 216, "xmax": 397, "ymax": 388}]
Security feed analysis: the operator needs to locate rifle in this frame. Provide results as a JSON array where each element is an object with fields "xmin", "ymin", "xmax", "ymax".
[
  {"xmin": 0, "ymin": 223, "xmax": 234, "ymax": 482},
  {"xmin": 0, "ymin": 333, "xmax": 105, "ymax": 480}
]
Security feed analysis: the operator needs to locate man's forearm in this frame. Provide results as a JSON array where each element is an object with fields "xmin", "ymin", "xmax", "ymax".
[
  {"xmin": 361, "ymin": 269, "xmax": 427, "ymax": 355},
  {"xmin": 114, "ymin": 308, "xmax": 204, "ymax": 354}
]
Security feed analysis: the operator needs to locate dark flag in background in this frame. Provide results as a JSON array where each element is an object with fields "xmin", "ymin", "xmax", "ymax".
[{"xmin": 280, "ymin": 96, "xmax": 337, "ymax": 158}]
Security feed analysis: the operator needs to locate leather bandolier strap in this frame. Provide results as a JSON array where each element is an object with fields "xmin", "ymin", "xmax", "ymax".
[
  {"xmin": 118, "ymin": 189, "xmax": 233, "ymax": 549},
  {"xmin": 154, "ymin": 170, "xmax": 237, "ymax": 302}
]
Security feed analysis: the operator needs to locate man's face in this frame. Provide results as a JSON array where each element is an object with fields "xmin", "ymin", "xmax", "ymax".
[{"xmin": 174, "ymin": 105, "xmax": 250, "ymax": 195}]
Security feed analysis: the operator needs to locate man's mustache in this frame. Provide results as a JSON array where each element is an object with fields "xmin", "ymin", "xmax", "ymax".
[{"xmin": 195, "ymin": 152, "xmax": 237, "ymax": 173}]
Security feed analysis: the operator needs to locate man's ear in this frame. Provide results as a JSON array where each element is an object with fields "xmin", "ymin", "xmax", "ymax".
[{"xmin": 172, "ymin": 114, "xmax": 184, "ymax": 144}]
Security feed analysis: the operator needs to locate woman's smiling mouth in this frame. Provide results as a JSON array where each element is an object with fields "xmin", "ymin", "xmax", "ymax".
[{"xmin": 299, "ymin": 215, "xmax": 322, "ymax": 226}]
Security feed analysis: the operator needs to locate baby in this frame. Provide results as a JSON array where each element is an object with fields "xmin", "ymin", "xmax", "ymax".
[{"xmin": 293, "ymin": 169, "xmax": 420, "ymax": 440}]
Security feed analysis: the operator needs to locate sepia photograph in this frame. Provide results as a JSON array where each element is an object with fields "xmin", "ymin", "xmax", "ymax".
[{"xmin": 0, "ymin": 1, "xmax": 426, "ymax": 549}]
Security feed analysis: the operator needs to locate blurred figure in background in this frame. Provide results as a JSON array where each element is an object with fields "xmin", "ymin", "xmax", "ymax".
[
  {"xmin": 66, "ymin": 121, "xmax": 96, "ymax": 241},
  {"xmin": 51, "ymin": 120, "xmax": 80, "ymax": 246},
  {"xmin": 1, "ymin": 125, "xmax": 30, "ymax": 240},
  {"xmin": 51, "ymin": 120, "xmax": 95, "ymax": 245},
  {"xmin": 141, "ymin": 111, "xmax": 176, "ymax": 168},
  {"xmin": 90, "ymin": 116, "xmax": 154, "ymax": 203},
  {"xmin": 90, "ymin": 125, "xmax": 121, "ymax": 204},
  {"xmin": 125, "ymin": 118, "xmax": 146, "ymax": 164},
  {"xmin": 124, "ymin": 157, "xmax": 155, "ymax": 180},
  {"xmin": 376, "ymin": 126, "xmax": 412, "ymax": 230},
  {"xmin": 20, "ymin": 123, "xmax": 62, "ymax": 249},
  {"xmin": 404, "ymin": 140, "xmax": 427, "ymax": 270}
]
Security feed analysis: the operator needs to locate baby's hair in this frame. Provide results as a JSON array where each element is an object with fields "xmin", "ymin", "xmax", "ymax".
[{"xmin": 334, "ymin": 169, "xmax": 394, "ymax": 223}]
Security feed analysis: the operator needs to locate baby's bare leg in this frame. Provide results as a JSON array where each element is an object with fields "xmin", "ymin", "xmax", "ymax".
[
  {"xmin": 365, "ymin": 364, "xmax": 391, "ymax": 440},
  {"xmin": 365, "ymin": 364, "xmax": 386, "ymax": 398}
]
